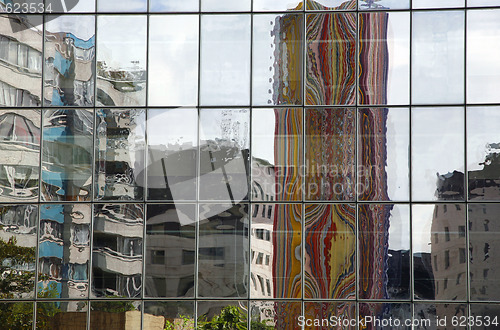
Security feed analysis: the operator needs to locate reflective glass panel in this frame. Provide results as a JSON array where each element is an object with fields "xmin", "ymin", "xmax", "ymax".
[
  {"xmin": 96, "ymin": 16, "xmax": 147, "ymax": 106},
  {"xmin": 97, "ymin": 0, "xmax": 147, "ymax": 12},
  {"xmin": 470, "ymin": 304, "xmax": 500, "ymax": 328},
  {"xmin": 0, "ymin": 302, "xmax": 33, "ymax": 328},
  {"xmin": 44, "ymin": 15, "xmax": 95, "ymax": 107},
  {"xmin": 358, "ymin": 108, "xmax": 409, "ymax": 201},
  {"xmin": 200, "ymin": 15, "xmax": 250, "ymax": 106},
  {"xmin": 251, "ymin": 204, "xmax": 302, "ymax": 299},
  {"xmin": 92, "ymin": 204, "xmax": 144, "ymax": 298},
  {"xmin": 252, "ymin": 108, "xmax": 302, "ymax": 202},
  {"xmin": 305, "ymin": 204, "xmax": 355, "ymax": 299},
  {"xmin": 251, "ymin": 301, "xmax": 301, "ymax": 329},
  {"xmin": 150, "ymin": 0, "xmax": 199, "ymax": 11},
  {"xmin": 201, "ymin": 0, "xmax": 250, "ymax": 11},
  {"xmin": 468, "ymin": 0, "xmax": 498, "ymax": 6},
  {"xmin": 95, "ymin": 108, "xmax": 146, "ymax": 201},
  {"xmin": 305, "ymin": 108, "xmax": 355, "ymax": 201},
  {"xmin": 413, "ymin": 204, "xmax": 467, "ymax": 301},
  {"xmin": 414, "ymin": 303, "xmax": 467, "ymax": 327},
  {"xmin": 0, "ymin": 15, "xmax": 42, "ymax": 107},
  {"xmin": 147, "ymin": 108, "xmax": 197, "ymax": 201},
  {"xmin": 149, "ymin": 15, "xmax": 199, "ymax": 106},
  {"xmin": 467, "ymin": 9, "xmax": 500, "ymax": 104},
  {"xmin": 252, "ymin": 14, "xmax": 303, "ymax": 106},
  {"xmin": 145, "ymin": 204, "xmax": 196, "ymax": 298},
  {"xmin": 359, "ymin": 0, "xmax": 409, "ymax": 9},
  {"xmin": 306, "ymin": 0, "xmax": 356, "ymax": 10},
  {"xmin": 304, "ymin": 302, "xmax": 356, "ymax": 330},
  {"xmin": 359, "ymin": 204, "xmax": 410, "ymax": 300},
  {"xmin": 0, "ymin": 205, "xmax": 37, "ymax": 299},
  {"xmin": 306, "ymin": 13, "xmax": 356, "ymax": 105},
  {"xmin": 143, "ymin": 301, "xmax": 195, "ymax": 329},
  {"xmin": 359, "ymin": 303, "xmax": 411, "ymax": 329},
  {"xmin": 41, "ymin": 109, "xmax": 93, "ymax": 201},
  {"xmin": 197, "ymin": 301, "xmax": 248, "ymax": 327},
  {"xmin": 38, "ymin": 204, "xmax": 91, "ymax": 299},
  {"xmin": 412, "ymin": 107, "xmax": 464, "ymax": 201},
  {"xmin": 36, "ymin": 301, "xmax": 87, "ymax": 329},
  {"xmin": 359, "ymin": 12, "xmax": 409, "ymax": 105},
  {"xmin": 253, "ymin": 0, "xmax": 302, "ymax": 11},
  {"xmin": 47, "ymin": 0, "xmax": 96, "ymax": 12},
  {"xmin": 413, "ymin": 0, "xmax": 464, "ymax": 8},
  {"xmin": 199, "ymin": 109, "xmax": 249, "ymax": 202},
  {"xmin": 90, "ymin": 301, "xmax": 141, "ymax": 328},
  {"xmin": 0, "ymin": 110, "xmax": 40, "ymax": 202},
  {"xmin": 412, "ymin": 11, "xmax": 464, "ymax": 104}
]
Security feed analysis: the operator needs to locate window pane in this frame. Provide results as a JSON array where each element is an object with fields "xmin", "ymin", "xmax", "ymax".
[
  {"xmin": 413, "ymin": 0, "xmax": 464, "ymax": 8},
  {"xmin": 254, "ymin": 0, "xmax": 302, "ymax": 11},
  {"xmin": 307, "ymin": 0, "xmax": 356, "ymax": 10},
  {"xmin": 359, "ymin": 303, "xmax": 411, "ymax": 329},
  {"xmin": 414, "ymin": 304, "xmax": 467, "ymax": 327},
  {"xmin": 90, "ymin": 301, "xmax": 141, "ymax": 328},
  {"xmin": 46, "ymin": 0, "xmax": 96, "ymax": 12},
  {"xmin": 144, "ymin": 301, "xmax": 194, "ymax": 329},
  {"xmin": 97, "ymin": 0, "xmax": 147, "ymax": 12},
  {"xmin": 201, "ymin": 0, "xmax": 250, "ymax": 11},
  {"xmin": 251, "ymin": 301, "xmax": 301, "ymax": 329},
  {"xmin": 150, "ymin": 0, "xmax": 199, "ymax": 11},
  {"xmin": 359, "ymin": 0, "xmax": 409, "ymax": 9},
  {"xmin": 197, "ymin": 301, "xmax": 248, "ymax": 326},
  {"xmin": 36, "ymin": 301, "xmax": 87, "ymax": 330},
  {"xmin": 0, "ymin": 302, "xmax": 33, "ymax": 328},
  {"xmin": 304, "ymin": 302, "xmax": 356, "ymax": 330}
]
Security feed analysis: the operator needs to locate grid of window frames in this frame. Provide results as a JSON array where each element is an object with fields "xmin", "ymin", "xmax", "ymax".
[{"xmin": 0, "ymin": 0, "xmax": 500, "ymax": 329}]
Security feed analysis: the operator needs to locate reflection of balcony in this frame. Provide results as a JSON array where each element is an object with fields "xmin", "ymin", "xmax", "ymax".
[{"xmin": 93, "ymin": 247, "xmax": 142, "ymax": 276}]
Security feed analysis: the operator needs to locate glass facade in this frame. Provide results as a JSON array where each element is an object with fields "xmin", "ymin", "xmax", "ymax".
[{"xmin": 0, "ymin": 0, "xmax": 499, "ymax": 329}]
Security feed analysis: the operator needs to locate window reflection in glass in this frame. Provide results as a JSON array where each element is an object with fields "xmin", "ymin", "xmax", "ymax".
[
  {"xmin": 359, "ymin": 0, "xmax": 409, "ymax": 9},
  {"xmin": 92, "ymin": 204, "xmax": 144, "ymax": 298},
  {"xmin": 0, "ymin": 302, "xmax": 33, "ymax": 328},
  {"xmin": 251, "ymin": 301, "xmax": 301, "ymax": 329},
  {"xmin": 414, "ymin": 303, "xmax": 467, "ymax": 327},
  {"xmin": 47, "ymin": 0, "xmax": 96, "ymax": 12},
  {"xmin": 306, "ymin": 0, "xmax": 356, "ymax": 10},
  {"xmin": 201, "ymin": 0, "xmax": 250, "ymax": 12},
  {"xmin": 36, "ymin": 301, "xmax": 87, "ymax": 330},
  {"xmin": 90, "ymin": 301, "xmax": 141, "ymax": 328},
  {"xmin": 197, "ymin": 301, "xmax": 248, "ymax": 327},
  {"xmin": 38, "ymin": 204, "xmax": 91, "ymax": 299},
  {"xmin": 144, "ymin": 301, "xmax": 194, "ymax": 329},
  {"xmin": 304, "ymin": 302, "xmax": 355, "ymax": 330},
  {"xmin": 150, "ymin": 0, "xmax": 199, "ymax": 11},
  {"xmin": 359, "ymin": 303, "xmax": 411, "ymax": 330},
  {"xmin": 254, "ymin": 0, "xmax": 302, "ymax": 11},
  {"xmin": 98, "ymin": 0, "xmax": 147, "ymax": 12},
  {"xmin": 41, "ymin": 109, "xmax": 93, "ymax": 201},
  {"xmin": 413, "ymin": 0, "xmax": 464, "ymax": 8}
]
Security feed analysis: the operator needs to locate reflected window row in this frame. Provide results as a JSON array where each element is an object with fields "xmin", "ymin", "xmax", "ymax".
[{"xmin": 1, "ymin": 10, "xmax": 500, "ymax": 108}]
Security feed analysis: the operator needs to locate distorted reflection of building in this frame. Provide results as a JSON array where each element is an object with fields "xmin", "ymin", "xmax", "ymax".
[
  {"xmin": 92, "ymin": 204, "xmax": 143, "ymax": 298},
  {"xmin": 469, "ymin": 142, "xmax": 500, "ymax": 199},
  {"xmin": 96, "ymin": 60, "xmax": 146, "ymax": 106}
]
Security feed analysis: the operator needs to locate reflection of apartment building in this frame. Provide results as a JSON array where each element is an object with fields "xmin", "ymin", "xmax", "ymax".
[{"xmin": 96, "ymin": 60, "xmax": 145, "ymax": 106}]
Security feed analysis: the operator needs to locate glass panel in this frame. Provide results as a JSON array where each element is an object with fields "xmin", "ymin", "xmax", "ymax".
[
  {"xmin": 305, "ymin": 108, "xmax": 355, "ymax": 201},
  {"xmin": 306, "ymin": 13, "xmax": 356, "ymax": 105},
  {"xmin": 197, "ymin": 301, "xmax": 248, "ymax": 328},
  {"xmin": 304, "ymin": 204, "xmax": 355, "ymax": 299},
  {"xmin": 201, "ymin": 0, "xmax": 250, "ymax": 12},
  {"xmin": 414, "ymin": 304, "xmax": 467, "ymax": 328},
  {"xmin": 97, "ymin": 0, "xmax": 147, "ymax": 12},
  {"xmin": 412, "ymin": 11, "xmax": 464, "ymax": 104},
  {"xmin": 359, "ymin": 303, "xmax": 411, "ymax": 329},
  {"xmin": 358, "ymin": 108, "xmax": 409, "ymax": 201},
  {"xmin": 90, "ymin": 301, "xmax": 141, "ymax": 328},
  {"xmin": 251, "ymin": 301, "xmax": 301, "ymax": 329},
  {"xmin": 44, "ymin": 15, "xmax": 95, "ymax": 107},
  {"xmin": 147, "ymin": 109, "xmax": 197, "ymax": 201},
  {"xmin": 46, "ymin": 0, "xmax": 96, "ymax": 12},
  {"xmin": 36, "ymin": 301, "xmax": 87, "ymax": 330},
  {"xmin": 413, "ymin": 0, "xmax": 464, "ymax": 8},
  {"xmin": 254, "ymin": 0, "xmax": 303, "ymax": 11},
  {"xmin": 359, "ymin": 0, "xmax": 409, "ymax": 9},
  {"xmin": 252, "ymin": 108, "xmax": 302, "ymax": 202},
  {"xmin": 306, "ymin": 0, "xmax": 356, "ymax": 10},
  {"xmin": 467, "ymin": 107, "xmax": 500, "ymax": 200},
  {"xmin": 97, "ymin": 16, "xmax": 147, "ymax": 106},
  {"xmin": 412, "ymin": 107, "xmax": 464, "ymax": 201},
  {"xmin": 359, "ymin": 12, "xmax": 409, "ymax": 105},
  {"xmin": 199, "ymin": 109, "xmax": 249, "ymax": 202},
  {"xmin": 200, "ymin": 15, "xmax": 250, "ymax": 106},
  {"xmin": 41, "ymin": 109, "xmax": 93, "ymax": 201},
  {"xmin": 0, "ymin": 16, "xmax": 42, "ymax": 107},
  {"xmin": 0, "ymin": 205, "xmax": 37, "ymax": 299},
  {"xmin": 470, "ymin": 304, "xmax": 500, "ymax": 328},
  {"xmin": 467, "ymin": 9, "xmax": 500, "ymax": 104},
  {"xmin": 252, "ymin": 14, "xmax": 303, "ymax": 106},
  {"xmin": 0, "ymin": 302, "xmax": 33, "ymax": 328},
  {"xmin": 149, "ymin": 15, "xmax": 199, "ymax": 106},
  {"xmin": 469, "ymin": 204, "xmax": 500, "ymax": 301},
  {"xmin": 304, "ymin": 302, "xmax": 356, "ymax": 329},
  {"xmin": 359, "ymin": 204, "xmax": 410, "ymax": 300},
  {"xmin": 145, "ymin": 204, "xmax": 196, "ymax": 298},
  {"xmin": 468, "ymin": 0, "xmax": 498, "ymax": 6},
  {"xmin": 198, "ymin": 203, "xmax": 248, "ymax": 298},
  {"xmin": 95, "ymin": 109, "xmax": 146, "ymax": 201},
  {"xmin": 251, "ymin": 204, "xmax": 302, "ymax": 299},
  {"xmin": 92, "ymin": 204, "xmax": 144, "ymax": 298},
  {"xmin": 0, "ymin": 110, "xmax": 41, "ymax": 202},
  {"xmin": 150, "ymin": 0, "xmax": 199, "ymax": 11},
  {"xmin": 143, "ymin": 301, "xmax": 194, "ymax": 329},
  {"xmin": 38, "ymin": 204, "xmax": 91, "ymax": 299},
  {"xmin": 413, "ymin": 204, "xmax": 467, "ymax": 300}
]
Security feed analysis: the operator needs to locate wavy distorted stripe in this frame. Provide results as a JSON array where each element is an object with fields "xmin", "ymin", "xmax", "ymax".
[{"xmin": 304, "ymin": 204, "xmax": 355, "ymax": 299}]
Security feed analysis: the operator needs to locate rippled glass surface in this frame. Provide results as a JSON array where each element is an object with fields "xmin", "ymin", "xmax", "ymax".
[
  {"xmin": 413, "ymin": 204, "xmax": 466, "ymax": 301},
  {"xmin": 147, "ymin": 109, "xmax": 197, "ymax": 201},
  {"xmin": 252, "ymin": 108, "xmax": 302, "ymax": 201},
  {"xmin": 412, "ymin": 11, "xmax": 464, "ymax": 104},
  {"xmin": 197, "ymin": 301, "xmax": 248, "ymax": 326},
  {"xmin": 144, "ymin": 301, "xmax": 194, "ymax": 329},
  {"xmin": 414, "ymin": 303, "xmax": 467, "ymax": 327},
  {"xmin": 201, "ymin": 0, "xmax": 250, "ymax": 11},
  {"xmin": 98, "ymin": 0, "xmax": 147, "ymax": 12},
  {"xmin": 412, "ymin": 107, "xmax": 464, "ymax": 201},
  {"xmin": 0, "ymin": 15, "xmax": 42, "ymax": 107},
  {"xmin": 306, "ymin": 13, "xmax": 356, "ymax": 105},
  {"xmin": 38, "ymin": 204, "xmax": 90, "ymax": 299},
  {"xmin": 0, "ymin": 302, "xmax": 33, "ymax": 328},
  {"xmin": 149, "ymin": 15, "xmax": 198, "ymax": 106},
  {"xmin": 95, "ymin": 109, "xmax": 145, "ymax": 201},
  {"xmin": 359, "ymin": 204, "xmax": 410, "ymax": 300},
  {"xmin": 253, "ymin": 14, "xmax": 303, "ymax": 106},
  {"xmin": 41, "ymin": 109, "xmax": 93, "ymax": 201},
  {"xmin": 200, "ymin": 15, "xmax": 250, "ymax": 106},
  {"xmin": 359, "ymin": 12, "xmax": 409, "ymax": 105},
  {"xmin": 251, "ymin": 301, "xmax": 301, "ymax": 329},
  {"xmin": 305, "ymin": 108, "xmax": 355, "ymax": 201},
  {"xmin": 44, "ymin": 15, "xmax": 95, "ymax": 107},
  {"xmin": 306, "ymin": 0, "xmax": 356, "ymax": 10},
  {"xmin": 92, "ymin": 204, "xmax": 144, "ymax": 298},
  {"xmin": 0, "ymin": 110, "xmax": 40, "ymax": 202},
  {"xmin": 359, "ymin": 0, "xmax": 409, "ymax": 9},
  {"xmin": 254, "ymin": 0, "xmax": 302, "ymax": 11},
  {"xmin": 97, "ymin": 16, "xmax": 146, "ymax": 106},
  {"xmin": 200, "ymin": 109, "xmax": 249, "ymax": 202},
  {"xmin": 150, "ymin": 0, "xmax": 199, "ymax": 11},
  {"xmin": 469, "ymin": 204, "xmax": 500, "ymax": 301},
  {"xmin": 0, "ymin": 205, "xmax": 37, "ymax": 299},
  {"xmin": 251, "ymin": 204, "xmax": 302, "ymax": 299},
  {"xmin": 90, "ymin": 301, "xmax": 141, "ymax": 328},
  {"xmin": 198, "ymin": 203, "xmax": 248, "ymax": 298},
  {"xmin": 305, "ymin": 204, "xmax": 354, "ymax": 299},
  {"xmin": 304, "ymin": 302, "xmax": 355, "ymax": 330},
  {"xmin": 358, "ymin": 108, "xmax": 409, "ymax": 201},
  {"xmin": 145, "ymin": 204, "xmax": 196, "ymax": 298},
  {"xmin": 413, "ymin": 0, "xmax": 464, "ymax": 8},
  {"xmin": 467, "ymin": 9, "xmax": 500, "ymax": 104},
  {"xmin": 36, "ymin": 301, "xmax": 87, "ymax": 329}
]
